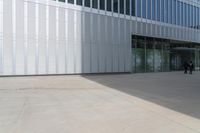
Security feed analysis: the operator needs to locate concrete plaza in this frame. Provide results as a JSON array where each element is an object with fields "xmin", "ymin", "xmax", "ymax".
[{"xmin": 0, "ymin": 72, "xmax": 200, "ymax": 133}]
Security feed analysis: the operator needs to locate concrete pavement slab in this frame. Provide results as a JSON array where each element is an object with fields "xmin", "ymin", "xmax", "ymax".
[{"xmin": 0, "ymin": 72, "xmax": 200, "ymax": 133}]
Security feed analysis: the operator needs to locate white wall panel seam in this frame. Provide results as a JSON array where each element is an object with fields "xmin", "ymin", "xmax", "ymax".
[
  {"xmin": 65, "ymin": 4, "xmax": 68, "ymax": 73},
  {"xmin": 111, "ymin": 16, "xmax": 114, "ymax": 72},
  {"xmin": 97, "ymin": 14, "xmax": 100, "ymax": 72},
  {"xmin": 90, "ymin": 12, "xmax": 93, "ymax": 73},
  {"xmin": 117, "ymin": 17, "xmax": 120, "ymax": 72},
  {"xmin": 12, "ymin": 0, "xmax": 16, "ymax": 74},
  {"xmin": 36, "ymin": 0, "xmax": 39, "ymax": 74},
  {"xmin": 46, "ymin": 0, "xmax": 49, "ymax": 74},
  {"xmin": 56, "ymin": 1, "xmax": 59, "ymax": 73},
  {"xmin": 81, "ymin": 11, "xmax": 85, "ymax": 72},
  {"xmin": 104, "ymin": 15, "xmax": 107, "ymax": 72},
  {"xmin": 24, "ymin": 1, "xmax": 28, "ymax": 74},
  {"xmin": 74, "ymin": 10, "xmax": 77, "ymax": 73},
  {"xmin": 129, "ymin": 19, "xmax": 132, "ymax": 72},
  {"xmin": 129, "ymin": 21, "xmax": 132, "ymax": 72},
  {"xmin": 0, "ymin": 0, "xmax": 3, "ymax": 74},
  {"xmin": 105, "ymin": 15, "xmax": 108, "ymax": 72},
  {"xmin": 124, "ymin": 16, "xmax": 127, "ymax": 71}
]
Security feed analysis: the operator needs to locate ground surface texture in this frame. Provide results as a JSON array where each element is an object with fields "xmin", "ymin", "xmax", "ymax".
[{"xmin": 0, "ymin": 72, "xmax": 200, "ymax": 133}]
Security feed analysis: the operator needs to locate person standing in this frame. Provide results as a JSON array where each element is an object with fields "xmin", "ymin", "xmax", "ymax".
[
  {"xmin": 189, "ymin": 61, "xmax": 194, "ymax": 74},
  {"xmin": 183, "ymin": 61, "xmax": 189, "ymax": 74}
]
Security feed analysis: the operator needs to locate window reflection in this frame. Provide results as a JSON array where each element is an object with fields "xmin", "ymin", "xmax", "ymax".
[
  {"xmin": 126, "ymin": 0, "xmax": 130, "ymax": 15},
  {"xmin": 85, "ymin": 0, "xmax": 90, "ymax": 7},
  {"xmin": 107, "ymin": 0, "xmax": 112, "ymax": 11},
  {"xmin": 147, "ymin": 0, "xmax": 151, "ymax": 19},
  {"xmin": 131, "ymin": 0, "xmax": 135, "ymax": 16},
  {"xmin": 92, "ymin": 0, "xmax": 98, "ymax": 9},
  {"xmin": 142, "ymin": 0, "xmax": 146, "ymax": 18},
  {"xmin": 137, "ymin": 0, "xmax": 141, "ymax": 17},
  {"xmin": 120, "ymin": 0, "xmax": 124, "ymax": 14},
  {"xmin": 113, "ymin": 0, "xmax": 118, "ymax": 13},
  {"xmin": 100, "ymin": 0, "xmax": 105, "ymax": 10}
]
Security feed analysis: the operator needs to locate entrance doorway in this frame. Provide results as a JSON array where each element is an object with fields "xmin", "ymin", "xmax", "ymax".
[{"xmin": 170, "ymin": 48, "xmax": 195, "ymax": 70}]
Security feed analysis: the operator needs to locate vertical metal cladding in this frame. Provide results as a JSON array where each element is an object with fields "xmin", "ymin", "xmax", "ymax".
[
  {"xmin": 0, "ymin": 0, "xmax": 3, "ymax": 74},
  {"xmin": 0, "ymin": 0, "xmax": 200, "ymax": 76}
]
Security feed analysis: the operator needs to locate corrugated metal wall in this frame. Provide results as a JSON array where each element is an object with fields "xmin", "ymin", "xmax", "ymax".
[
  {"xmin": 0, "ymin": 0, "xmax": 132, "ymax": 76},
  {"xmin": 0, "ymin": 0, "xmax": 200, "ymax": 76}
]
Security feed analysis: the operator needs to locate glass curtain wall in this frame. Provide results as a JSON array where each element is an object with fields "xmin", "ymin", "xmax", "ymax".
[
  {"xmin": 163, "ymin": 42, "xmax": 170, "ymax": 72},
  {"xmin": 61, "ymin": 0, "xmax": 200, "ymax": 30},
  {"xmin": 131, "ymin": 0, "xmax": 136, "ymax": 16},
  {"xmin": 100, "ymin": 0, "xmax": 105, "ymax": 10},
  {"xmin": 156, "ymin": 0, "xmax": 160, "ymax": 21},
  {"xmin": 147, "ymin": 0, "xmax": 151, "ymax": 19},
  {"xmin": 132, "ymin": 36, "xmax": 200, "ymax": 73},
  {"xmin": 135, "ymin": 36, "xmax": 146, "ymax": 73},
  {"xmin": 137, "ymin": 0, "xmax": 141, "ymax": 17},
  {"xmin": 154, "ymin": 40, "xmax": 163, "ymax": 72},
  {"xmin": 194, "ymin": 46, "xmax": 200, "ymax": 70},
  {"xmin": 152, "ymin": 0, "xmax": 156, "ymax": 20},
  {"xmin": 126, "ymin": 0, "xmax": 130, "ymax": 15},
  {"xmin": 85, "ymin": 0, "xmax": 90, "ymax": 7},
  {"xmin": 92, "ymin": 0, "xmax": 98, "ymax": 8},
  {"xmin": 195, "ymin": 49, "xmax": 200, "ymax": 70},
  {"xmin": 146, "ymin": 38, "xmax": 154, "ymax": 72},
  {"xmin": 120, "ymin": 0, "xmax": 124, "ymax": 14},
  {"xmin": 142, "ymin": 0, "xmax": 147, "ymax": 18},
  {"xmin": 132, "ymin": 36, "xmax": 171, "ymax": 73},
  {"xmin": 77, "ymin": 0, "xmax": 82, "ymax": 5},
  {"xmin": 107, "ymin": 0, "xmax": 112, "ymax": 11},
  {"xmin": 113, "ymin": 0, "xmax": 118, "ymax": 13}
]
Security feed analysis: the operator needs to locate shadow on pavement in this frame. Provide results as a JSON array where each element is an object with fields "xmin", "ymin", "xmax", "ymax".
[{"xmin": 82, "ymin": 72, "xmax": 200, "ymax": 119}]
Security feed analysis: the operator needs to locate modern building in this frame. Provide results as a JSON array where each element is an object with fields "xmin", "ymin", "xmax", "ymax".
[{"xmin": 0, "ymin": 0, "xmax": 200, "ymax": 76}]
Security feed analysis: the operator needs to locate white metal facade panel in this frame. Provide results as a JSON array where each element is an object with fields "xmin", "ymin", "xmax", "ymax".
[
  {"xmin": 38, "ymin": 4, "xmax": 46, "ymax": 74},
  {"xmin": 3, "ymin": 0, "xmax": 13, "ymax": 75},
  {"xmin": 0, "ymin": 0, "xmax": 3, "ymax": 75},
  {"xmin": 15, "ymin": 0, "xmax": 24, "ymax": 75}
]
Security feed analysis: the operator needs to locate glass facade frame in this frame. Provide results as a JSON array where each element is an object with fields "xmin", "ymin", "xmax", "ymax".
[
  {"xmin": 147, "ymin": 0, "xmax": 151, "ymax": 19},
  {"xmin": 137, "ymin": 0, "xmax": 142, "ymax": 17},
  {"xmin": 113, "ymin": 0, "xmax": 118, "ymax": 13},
  {"xmin": 55, "ymin": 0, "xmax": 200, "ymax": 30},
  {"xmin": 161, "ymin": 0, "xmax": 164, "ymax": 22},
  {"xmin": 156, "ymin": 0, "xmax": 160, "ymax": 21},
  {"xmin": 77, "ymin": 0, "xmax": 82, "ymax": 5},
  {"xmin": 131, "ymin": 0, "xmax": 136, "ymax": 16},
  {"xmin": 100, "ymin": 0, "xmax": 105, "ymax": 10},
  {"xmin": 120, "ymin": 0, "xmax": 124, "ymax": 14},
  {"xmin": 152, "ymin": 0, "xmax": 156, "ymax": 20},
  {"xmin": 164, "ymin": 0, "xmax": 168, "ymax": 23},
  {"xmin": 198, "ymin": 8, "xmax": 199, "ymax": 29},
  {"xmin": 84, "ymin": 0, "xmax": 90, "ymax": 7},
  {"xmin": 132, "ymin": 36, "xmax": 172, "ymax": 73},
  {"xmin": 126, "ymin": 0, "xmax": 130, "ymax": 15},
  {"xmin": 168, "ymin": 0, "xmax": 172, "ymax": 24},
  {"xmin": 180, "ymin": 2, "xmax": 183, "ymax": 26},
  {"xmin": 107, "ymin": 0, "xmax": 112, "ymax": 11},
  {"xmin": 142, "ymin": 0, "xmax": 147, "ymax": 18},
  {"xmin": 177, "ymin": 1, "xmax": 181, "ymax": 25},
  {"xmin": 92, "ymin": 0, "xmax": 98, "ymax": 9}
]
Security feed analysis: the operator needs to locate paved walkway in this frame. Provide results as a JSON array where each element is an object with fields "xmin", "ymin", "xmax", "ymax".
[{"xmin": 0, "ymin": 72, "xmax": 200, "ymax": 133}]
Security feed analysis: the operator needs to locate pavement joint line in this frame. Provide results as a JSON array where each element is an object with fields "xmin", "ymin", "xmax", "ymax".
[{"xmin": 11, "ymin": 97, "xmax": 29, "ymax": 133}]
